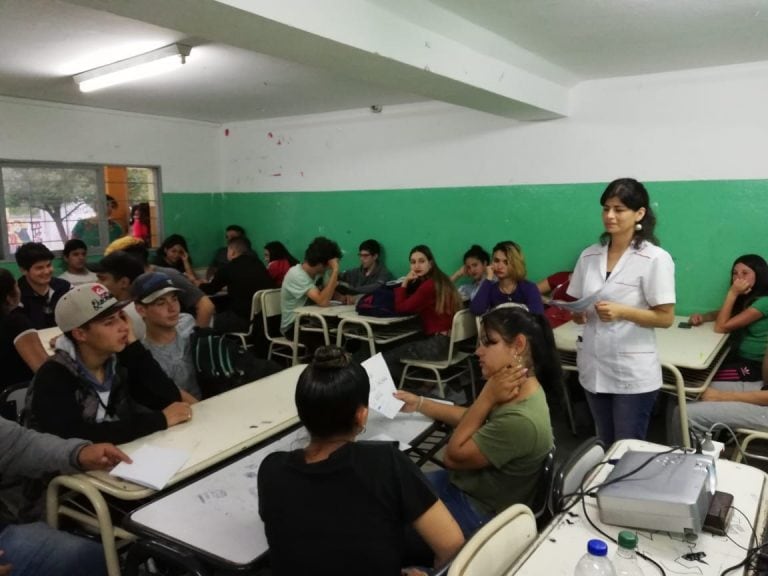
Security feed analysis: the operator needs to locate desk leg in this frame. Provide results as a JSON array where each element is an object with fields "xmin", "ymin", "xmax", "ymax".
[
  {"xmin": 666, "ymin": 364, "xmax": 690, "ymax": 449},
  {"xmin": 47, "ymin": 475, "xmax": 126, "ymax": 576},
  {"xmin": 291, "ymin": 321, "xmax": 300, "ymax": 366}
]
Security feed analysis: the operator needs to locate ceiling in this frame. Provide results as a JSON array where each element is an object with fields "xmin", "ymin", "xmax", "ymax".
[{"xmin": 0, "ymin": 0, "xmax": 767, "ymax": 123}]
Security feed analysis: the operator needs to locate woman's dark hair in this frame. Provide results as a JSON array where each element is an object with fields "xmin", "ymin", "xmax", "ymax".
[
  {"xmin": 409, "ymin": 245, "xmax": 461, "ymax": 316},
  {"xmin": 463, "ymin": 244, "xmax": 490, "ymax": 265},
  {"xmin": 295, "ymin": 346, "xmax": 370, "ymax": 439},
  {"xmin": 480, "ymin": 306, "xmax": 563, "ymax": 405},
  {"xmin": 264, "ymin": 241, "xmax": 299, "ymax": 265},
  {"xmin": 732, "ymin": 254, "xmax": 768, "ymax": 314},
  {"xmin": 599, "ymin": 178, "xmax": 658, "ymax": 248},
  {"xmin": 0, "ymin": 269, "xmax": 17, "ymax": 315},
  {"xmin": 153, "ymin": 234, "xmax": 190, "ymax": 269}
]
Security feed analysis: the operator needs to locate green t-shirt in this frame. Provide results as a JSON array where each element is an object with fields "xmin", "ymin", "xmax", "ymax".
[
  {"xmin": 450, "ymin": 386, "xmax": 553, "ymax": 515},
  {"xmin": 71, "ymin": 218, "xmax": 123, "ymax": 247},
  {"xmin": 738, "ymin": 297, "xmax": 768, "ymax": 361}
]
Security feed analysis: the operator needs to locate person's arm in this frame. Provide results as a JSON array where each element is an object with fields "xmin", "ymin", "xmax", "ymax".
[
  {"xmin": 469, "ymin": 277, "xmax": 494, "ymax": 315},
  {"xmin": 451, "ymin": 265, "xmax": 466, "ymax": 283},
  {"xmin": 536, "ymin": 277, "xmax": 552, "ymax": 295},
  {"xmin": 412, "ymin": 500, "xmax": 465, "ymax": 568},
  {"xmin": 14, "ymin": 330, "xmax": 49, "ymax": 373},
  {"xmin": 394, "ymin": 278, "xmax": 435, "ymax": 315},
  {"xmin": 199, "ymin": 265, "xmax": 228, "ymax": 295},
  {"xmin": 689, "ymin": 310, "xmax": 719, "ymax": 326},
  {"xmin": 305, "ymin": 258, "xmax": 340, "ymax": 307},
  {"xmin": 522, "ymin": 282, "xmax": 545, "ymax": 314},
  {"xmin": 29, "ymin": 362, "xmax": 170, "ymax": 444},
  {"xmin": 700, "ymin": 386, "xmax": 768, "ymax": 406},
  {"xmin": 395, "ymin": 390, "xmax": 467, "ymax": 427},
  {"xmin": 443, "ymin": 366, "xmax": 528, "ymax": 470},
  {"xmin": 179, "ymin": 249, "xmax": 198, "ymax": 283},
  {"xmin": 594, "ymin": 302, "xmax": 675, "ymax": 328},
  {"xmin": 119, "ymin": 340, "xmax": 182, "ymax": 408},
  {"xmin": 194, "ymin": 296, "xmax": 215, "ymax": 328},
  {"xmin": 714, "ymin": 281, "xmax": 762, "ymax": 333}
]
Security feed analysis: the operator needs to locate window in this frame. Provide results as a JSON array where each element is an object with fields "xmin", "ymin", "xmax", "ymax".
[{"xmin": 0, "ymin": 161, "xmax": 161, "ymax": 259}]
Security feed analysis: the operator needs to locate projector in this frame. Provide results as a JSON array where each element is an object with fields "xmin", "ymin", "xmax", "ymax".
[{"xmin": 597, "ymin": 450, "xmax": 716, "ymax": 534}]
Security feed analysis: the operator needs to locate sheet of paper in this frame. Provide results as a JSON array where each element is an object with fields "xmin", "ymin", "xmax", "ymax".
[
  {"xmin": 368, "ymin": 432, "xmax": 411, "ymax": 451},
  {"xmin": 550, "ymin": 289, "xmax": 602, "ymax": 313},
  {"xmin": 362, "ymin": 353, "xmax": 404, "ymax": 419},
  {"xmin": 110, "ymin": 444, "xmax": 190, "ymax": 491}
]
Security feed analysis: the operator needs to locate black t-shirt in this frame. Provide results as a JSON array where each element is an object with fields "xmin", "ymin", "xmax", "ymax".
[
  {"xmin": 258, "ymin": 441, "xmax": 437, "ymax": 576},
  {"xmin": 0, "ymin": 307, "xmax": 36, "ymax": 385}
]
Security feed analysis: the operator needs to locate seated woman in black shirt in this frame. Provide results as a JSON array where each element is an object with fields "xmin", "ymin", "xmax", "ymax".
[{"xmin": 258, "ymin": 346, "xmax": 464, "ymax": 576}]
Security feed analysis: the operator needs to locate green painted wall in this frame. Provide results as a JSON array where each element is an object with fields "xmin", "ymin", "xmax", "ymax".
[{"xmin": 114, "ymin": 179, "xmax": 768, "ymax": 315}]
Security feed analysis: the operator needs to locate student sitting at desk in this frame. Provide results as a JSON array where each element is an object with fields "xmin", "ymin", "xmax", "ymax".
[
  {"xmin": 152, "ymin": 234, "xmax": 197, "ymax": 284},
  {"xmin": 450, "ymin": 244, "xmax": 490, "ymax": 302},
  {"xmin": 395, "ymin": 306, "xmax": 556, "ymax": 538},
  {"xmin": 0, "ymin": 416, "xmax": 129, "ymax": 576},
  {"xmin": 670, "ymin": 342, "xmax": 768, "ymax": 446},
  {"xmin": 58, "ymin": 239, "xmax": 98, "ymax": 286},
  {"xmin": 26, "ymin": 283, "xmax": 193, "ymax": 444},
  {"xmin": 279, "ymin": 236, "xmax": 341, "ymax": 337},
  {"xmin": 688, "ymin": 254, "xmax": 768, "ymax": 381},
  {"xmin": 0, "ymin": 270, "xmax": 49, "ymax": 391},
  {"xmin": 383, "ymin": 245, "xmax": 461, "ymax": 382},
  {"xmin": 337, "ymin": 238, "xmax": 394, "ymax": 302},
  {"xmin": 469, "ymin": 241, "xmax": 544, "ymax": 316},
  {"xmin": 15, "ymin": 242, "xmax": 71, "ymax": 329},
  {"xmin": 263, "ymin": 240, "xmax": 298, "ymax": 287},
  {"xmin": 258, "ymin": 346, "xmax": 464, "ymax": 576}
]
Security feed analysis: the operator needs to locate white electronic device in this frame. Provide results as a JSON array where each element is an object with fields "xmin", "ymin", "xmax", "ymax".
[{"xmin": 597, "ymin": 450, "xmax": 716, "ymax": 534}]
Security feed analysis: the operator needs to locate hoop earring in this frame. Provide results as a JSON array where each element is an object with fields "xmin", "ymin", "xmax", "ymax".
[{"xmin": 635, "ymin": 222, "xmax": 643, "ymax": 231}]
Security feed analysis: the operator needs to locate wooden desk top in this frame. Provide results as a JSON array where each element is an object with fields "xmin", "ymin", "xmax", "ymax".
[
  {"xmin": 85, "ymin": 364, "xmax": 306, "ymax": 499},
  {"xmin": 554, "ymin": 316, "xmax": 729, "ymax": 370},
  {"xmin": 294, "ymin": 304, "xmax": 356, "ymax": 317}
]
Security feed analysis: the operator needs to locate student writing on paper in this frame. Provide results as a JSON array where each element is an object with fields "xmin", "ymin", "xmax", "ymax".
[
  {"xmin": 395, "ymin": 306, "xmax": 556, "ymax": 538},
  {"xmin": 26, "ymin": 283, "xmax": 193, "ymax": 445},
  {"xmin": 258, "ymin": 346, "xmax": 464, "ymax": 576},
  {"xmin": 688, "ymin": 254, "xmax": 768, "ymax": 381}
]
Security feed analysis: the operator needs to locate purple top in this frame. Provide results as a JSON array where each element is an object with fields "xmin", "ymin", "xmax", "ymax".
[{"xmin": 469, "ymin": 278, "xmax": 544, "ymax": 315}]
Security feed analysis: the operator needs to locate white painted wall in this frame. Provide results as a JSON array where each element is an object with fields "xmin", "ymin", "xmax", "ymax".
[
  {"xmin": 0, "ymin": 96, "xmax": 220, "ymax": 193},
  {"xmin": 221, "ymin": 60, "xmax": 768, "ymax": 192}
]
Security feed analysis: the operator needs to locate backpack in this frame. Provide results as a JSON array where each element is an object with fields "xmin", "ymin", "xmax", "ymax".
[
  {"xmin": 191, "ymin": 328, "xmax": 281, "ymax": 397},
  {"xmin": 355, "ymin": 285, "xmax": 404, "ymax": 317}
]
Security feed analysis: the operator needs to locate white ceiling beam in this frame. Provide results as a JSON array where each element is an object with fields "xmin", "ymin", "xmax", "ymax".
[{"xmin": 66, "ymin": 0, "xmax": 570, "ymax": 120}]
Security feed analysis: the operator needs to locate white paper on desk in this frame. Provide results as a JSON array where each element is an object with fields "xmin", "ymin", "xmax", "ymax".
[
  {"xmin": 369, "ymin": 432, "xmax": 411, "ymax": 451},
  {"xmin": 109, "ymin": 445, "xmax": 190, "ymax": 491},
  {"xmin": 550, "ymin": 289, "xmax": 601, "ymax": 313},
  {"xmin": 362, "ymin": 353, "xmax": 404, "ymax": 419}
]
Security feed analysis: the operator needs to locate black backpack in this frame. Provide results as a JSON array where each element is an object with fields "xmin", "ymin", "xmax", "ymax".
[
  {"xmin": 191, "ymin": 328, "xmax": 281, "ymax": 397},
  {"xmin": 355, "ymin": 285, "xmax": 404, "ymax": 317}
]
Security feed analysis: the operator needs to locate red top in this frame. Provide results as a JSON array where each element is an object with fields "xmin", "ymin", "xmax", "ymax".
[
  {"xmin": 394, "ymin": 278, "xmax": 453, "ymax": 335},
  {"xmin": 267, "ymin": 259, "xmax": 292, "ymax": 287}
]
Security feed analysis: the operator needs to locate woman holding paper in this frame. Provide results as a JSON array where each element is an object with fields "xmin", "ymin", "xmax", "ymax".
[
  {"xmin": 395, "ymin": 306, "xmax": 557, "ymax": 538},
  {"xmin": 567, "ymin": 178, "xmax": 675, "ymax": 446},
  {"xmin": 258, "ymin": 346, "xmax": 463, "ymax": 576}
]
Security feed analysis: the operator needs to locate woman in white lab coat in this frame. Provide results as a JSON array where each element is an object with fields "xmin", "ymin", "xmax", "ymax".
[{"xmin": 567, "ymin": 178, "xmax": 676, "ymax": 445}]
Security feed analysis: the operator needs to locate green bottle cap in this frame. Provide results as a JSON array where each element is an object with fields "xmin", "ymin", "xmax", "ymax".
[{"xmin": 618, "ymin": 531, "xmax": 638, "ymax": 549}]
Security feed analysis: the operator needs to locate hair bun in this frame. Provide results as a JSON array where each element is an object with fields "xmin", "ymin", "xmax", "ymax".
[{"xmin": 312, "ymin": 345, "xmax": 351, "ymax": 369}]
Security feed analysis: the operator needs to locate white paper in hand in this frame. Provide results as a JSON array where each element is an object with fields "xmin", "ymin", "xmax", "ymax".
[
  {"xmin": 362, "ymin": 353, "xmax": 404, "ymax": 419},
  {"xmin": 110, "ymin": 444, "xmax": 190, "ymax": 491}
]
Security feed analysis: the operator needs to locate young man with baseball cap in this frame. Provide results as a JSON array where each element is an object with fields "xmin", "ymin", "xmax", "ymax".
[
  {"xmin": 133, "ymin": 272, "xmax": 202, "ymax": 400},
  {"xmin": 26, "ymin": 283, "xmax": 193, "ymax": 444}
]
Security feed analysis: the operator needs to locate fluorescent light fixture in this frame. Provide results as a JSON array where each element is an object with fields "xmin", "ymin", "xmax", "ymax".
[{"xmin": 74, "ymin": 44, "xmax": 191, "ymax": 93}]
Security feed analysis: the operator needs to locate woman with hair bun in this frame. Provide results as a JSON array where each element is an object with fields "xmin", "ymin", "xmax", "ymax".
[
  {"xmin": 396, "ymin": 306, "xmax": 557, "ymax": 538},
  {"xmin": 567, "ymin": 178, "xmax": 676, "ymax": 446},
  {"xmin": 258, "ymin": 346, "xmax": 464, "ymax": 576},
  {"xmin": 451, "ymin": 244, "xmax": 490, "ymax": 302}
]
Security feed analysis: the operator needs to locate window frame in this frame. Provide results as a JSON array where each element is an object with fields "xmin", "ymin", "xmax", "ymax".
[{"xmin": 0, "ymin": 159, "xmax": 163, "ymax": 261}]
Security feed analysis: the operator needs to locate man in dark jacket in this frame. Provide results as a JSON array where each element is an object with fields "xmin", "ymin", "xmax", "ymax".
[
  {"xmin": 0, "ymin": 417, "xmax": 128, "ymax": 575},
  {"xmin": 200, "ymin": 236, "xmax": 274, "ymax": 333},
  {"xmin": 15, "ymin": 242, "xmax": 71, "ymax": 329},
  {"xmin": 26, "ymin": 283, "xmax": 192, "ymax": 444}
]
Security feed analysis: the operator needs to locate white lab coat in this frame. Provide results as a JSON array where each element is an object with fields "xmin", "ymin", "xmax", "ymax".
[{"xmin": 567, "ymin": 241, "xmax": 676, "ymax": 394}]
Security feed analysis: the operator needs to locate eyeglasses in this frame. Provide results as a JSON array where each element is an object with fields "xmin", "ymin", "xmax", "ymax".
[{"xmin": 358, "ymin": 252, "xmax": 373, "ymax": 258}]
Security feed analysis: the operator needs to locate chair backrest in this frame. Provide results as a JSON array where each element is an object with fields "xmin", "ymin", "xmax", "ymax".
[
  {"xmin": 0, "ymin": 382, "xmax": 30, "ymax": 422},
  {"xmin": 450, "ymin": 309, "xmax": 478, "ymax": 356},
  {"xmin": 550, "ymin": 436, "xmax": 605, "ymax": 514},
  {"xmin": 530, "ymin": 447, "xmax": 556, "ymax": 524},
  {"xmin": 447, "ymin": 504, "xmax": 537, "ymax": 576},
  {"xmin": 249, "ymin": 289, "xmax": 265, "ymax": 321},
  {"xmin": 260, "ymin": 289, "xmax": 283, "ymax": 341}
]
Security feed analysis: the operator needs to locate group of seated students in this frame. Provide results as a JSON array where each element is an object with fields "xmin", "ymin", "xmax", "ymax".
[{"xmin": 3, "ymin": 218, "xmax": 768, "ymax": 575}]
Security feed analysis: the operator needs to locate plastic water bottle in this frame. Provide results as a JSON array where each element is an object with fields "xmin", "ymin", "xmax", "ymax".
[
  {"xmin": 574, "ymin": 539, "xmax": 616, "ymax": 576},
  {"xmin": 613, "ymin": 531, "xmax": 644, "ymax": 576}
]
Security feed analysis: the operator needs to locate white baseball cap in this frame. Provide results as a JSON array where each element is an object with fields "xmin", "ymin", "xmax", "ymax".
[{"xmin": 55, "ymin": 283, "xmax": 129, "ymax": 332}]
